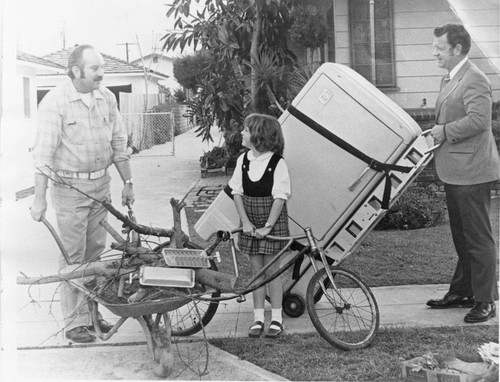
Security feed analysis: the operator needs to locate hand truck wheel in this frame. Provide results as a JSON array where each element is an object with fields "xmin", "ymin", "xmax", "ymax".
[{"xmin": 283, "ymin": 293, "xmax": 305, "ymax": 318}]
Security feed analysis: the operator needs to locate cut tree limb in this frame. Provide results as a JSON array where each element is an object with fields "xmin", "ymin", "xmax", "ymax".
[{"xmin": 16, "ymin": 261, "xmax": 244, "ymax": 294}]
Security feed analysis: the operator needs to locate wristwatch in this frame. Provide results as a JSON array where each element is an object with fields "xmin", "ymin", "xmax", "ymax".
[
  {"xmin": 124, "ymin": 178, "xmax": 133, "ymax": 185},
  {"xmin": 264, "ymin": 222, "xmax": 272, "ymax": 229}
]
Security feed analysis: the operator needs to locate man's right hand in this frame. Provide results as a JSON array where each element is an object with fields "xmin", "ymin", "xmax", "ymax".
[{"xmin": 30, "ymin": 198, "xmax": 47, "ymax": 221}]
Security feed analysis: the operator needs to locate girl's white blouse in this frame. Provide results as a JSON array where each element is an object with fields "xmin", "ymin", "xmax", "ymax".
[{"xmin": 228, "ymin": 151, "xmax": 291, "ymax": 200}]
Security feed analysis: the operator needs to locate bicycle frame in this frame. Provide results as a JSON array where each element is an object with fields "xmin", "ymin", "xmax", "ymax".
[{"xmin": 199, "ymin": 226, "xmax": 340, "ymax": 303}]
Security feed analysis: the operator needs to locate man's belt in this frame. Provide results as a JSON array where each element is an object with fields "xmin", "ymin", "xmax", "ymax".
[{"xmin": 55, "ymin": 168, "xmax": 108, "ymax": 180}]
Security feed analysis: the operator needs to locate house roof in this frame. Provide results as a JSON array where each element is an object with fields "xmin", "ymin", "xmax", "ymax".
[
  {"xmin": 17, "ymin": 51, "xmax": 65, "ymax": 69},
  {"xmin": 43, "ymin": 48, "xmax": 169, "ymax": 79}
]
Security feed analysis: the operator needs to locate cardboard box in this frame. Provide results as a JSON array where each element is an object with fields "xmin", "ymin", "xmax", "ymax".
[
  {"xmin": 401, "ymin": 357, "xmax": 489, "ymax": 382},
  {"xmin": 194, "ymin": 185, "xmax": 240, "ymax": 241}
]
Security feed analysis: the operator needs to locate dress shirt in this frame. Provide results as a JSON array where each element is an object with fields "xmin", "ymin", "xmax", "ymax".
[
  {"xmin": 228, "ymin": 151, "xmax": 291, "ymax": 200},
  {"xmin": 33, "ymin": 78, "xmax": 129, "ymax": 173},
  {"xmin": 449, "ymin": 56, "xmax": 468, "ymax": 80}
]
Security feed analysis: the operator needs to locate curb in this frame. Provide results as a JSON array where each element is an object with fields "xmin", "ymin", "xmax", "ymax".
[{"xmin": 208, "ymin": 344, "xmax": 290, "ymax": 381}]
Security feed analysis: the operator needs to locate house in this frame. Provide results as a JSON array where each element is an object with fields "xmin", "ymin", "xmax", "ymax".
[
  {"xmin": 291, "ymin": 0, "xmax": 499, "ymax": 113},
  {"xmin": 37, "ymin": 48, "xmax": 171, "ymax": 112},
  {"xmin": 0, "ymin": 52, "xmax": 65, "ymax": 201},
  {"xmin": 131, "ymin": 53, "xmax": 180, "ymax": 92}
]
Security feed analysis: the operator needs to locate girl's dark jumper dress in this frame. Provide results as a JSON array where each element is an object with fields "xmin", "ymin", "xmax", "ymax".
[{"xmin": 238, "ymin": 152, "xmax": 290, "ymax": 256}]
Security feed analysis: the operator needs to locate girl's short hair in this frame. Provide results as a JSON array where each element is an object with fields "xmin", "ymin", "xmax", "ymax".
[{"xmin": 245, "ymin": 113, "xmax": 285, "ymax": 156}]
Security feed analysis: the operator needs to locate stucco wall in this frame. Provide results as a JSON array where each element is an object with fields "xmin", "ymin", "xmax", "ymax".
[
  {"xmin": 139, "ymin": 56, "xmax": 179, "ymax": 91},
  {"xmin": 2, "ymin": 63, "xmax": 38, "ymax": 200}
]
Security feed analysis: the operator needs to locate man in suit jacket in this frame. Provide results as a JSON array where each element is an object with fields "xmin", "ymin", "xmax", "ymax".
[{"xmin": 427, "ymin": 23, "xmax": 499, "ymax": 323}]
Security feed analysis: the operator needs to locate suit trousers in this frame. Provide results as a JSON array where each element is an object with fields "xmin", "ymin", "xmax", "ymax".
[
  {"xmin": 52, "ymin": 174, "xmax": 111, "ymax": 331},
  {"xmin": 445, "ymin": 182, "xmax": 498, "ymax": 302}
]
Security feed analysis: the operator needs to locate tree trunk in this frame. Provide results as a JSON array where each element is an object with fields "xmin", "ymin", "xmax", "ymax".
[{"xmin": 250, "ymin": 0, "xmax": 264, "ymax": 111}]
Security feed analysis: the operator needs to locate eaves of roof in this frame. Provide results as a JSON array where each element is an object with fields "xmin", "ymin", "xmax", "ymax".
[
  {"xmin": 42, "ymin": 48, "xmax": 169, "ymax": 78},
  {"xmin": 17, "ymin": 51, "xmax": 65, "ymax": 69}
]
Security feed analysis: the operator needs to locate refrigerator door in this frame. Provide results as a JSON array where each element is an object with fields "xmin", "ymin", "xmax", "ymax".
[{"xmin": 280, "ymin": 63, "xmax": 421, "ymax": 241}]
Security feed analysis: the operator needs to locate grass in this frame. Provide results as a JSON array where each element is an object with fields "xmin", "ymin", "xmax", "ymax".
[
  {"xmin": 184, "ymin": 196, "xmax": 499, "ymax": 381},
  {"xmin": 209, "ymin": 326, "xmax": 497, "ymax": 381}
]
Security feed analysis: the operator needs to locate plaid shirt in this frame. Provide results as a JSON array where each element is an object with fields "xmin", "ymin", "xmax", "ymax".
[{"xmin": 33, "ymin": 78, "xmax": 129, "ymax": 173}]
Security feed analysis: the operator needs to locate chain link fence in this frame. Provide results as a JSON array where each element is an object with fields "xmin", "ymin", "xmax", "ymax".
[{"xmin": 122, "ymin": 112, "xmax": 175, "ymax": 156}]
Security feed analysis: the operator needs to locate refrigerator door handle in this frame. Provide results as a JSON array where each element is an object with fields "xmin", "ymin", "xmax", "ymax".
[
  {"xmin": 421, "ymin": 129, "xmax": 441, "ymax": 154},
  {"xmin": 349, "ymin": 166, "xmax": 372, "ymax": 191}
]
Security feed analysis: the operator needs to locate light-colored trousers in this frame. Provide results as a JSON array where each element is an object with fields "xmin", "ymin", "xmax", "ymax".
[{"xmin": 52, "ymin": 174, "xmax": 111, "ymax": 331}]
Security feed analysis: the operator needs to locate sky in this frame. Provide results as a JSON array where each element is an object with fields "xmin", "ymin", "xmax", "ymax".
[{"xmin": 11, "ymin": 0, "xmax": 187, "ymax": 61}]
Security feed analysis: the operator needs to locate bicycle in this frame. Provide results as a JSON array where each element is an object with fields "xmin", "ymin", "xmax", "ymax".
[{"xmin": 168, "ymin": 225, "xmax": 379, "ymax": 350}]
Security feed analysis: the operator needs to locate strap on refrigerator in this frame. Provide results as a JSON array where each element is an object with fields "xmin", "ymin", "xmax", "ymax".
[{"xmin": 287, "ymin": 105, "xmax": 412, "ymax": 209}]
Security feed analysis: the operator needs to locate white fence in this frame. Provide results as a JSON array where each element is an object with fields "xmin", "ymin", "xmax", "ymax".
[{"xmin": 119, "ymin": 93, "xmax": 165, "ymax": 114}]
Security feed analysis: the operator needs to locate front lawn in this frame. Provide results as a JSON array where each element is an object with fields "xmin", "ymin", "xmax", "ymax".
[{"xmin": 209, "ymin": 326, "xmax": 497, "ymax": 381}]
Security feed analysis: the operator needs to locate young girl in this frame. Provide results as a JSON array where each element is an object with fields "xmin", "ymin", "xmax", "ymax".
[{"xmin": 228, "ymin": 113, "xmax": 291, "ymax": 338}]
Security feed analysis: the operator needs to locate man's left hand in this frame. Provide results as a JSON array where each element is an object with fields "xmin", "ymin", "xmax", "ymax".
[
  {"xmin": 122, "ymin": 184, "xmax": 135, "ymax": 206},
  {"xmin": 431, "ymin": 124, "xmax": 446, "ymax": 144}
]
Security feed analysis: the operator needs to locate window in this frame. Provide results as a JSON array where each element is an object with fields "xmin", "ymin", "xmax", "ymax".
[
  {"xmin": 326, "ymin": 4, "xmax": 335, "ymax": 63},
  {"xmin": 153, "ymin": 56, "xmax": 159, "ymax": 64},
  {"xmin": 23, "ymin": 77, "xmax": 31, "ymax": 118},
  {"xmin": 349, "ymin": 0, "xmax": 395, "ymax": 88}
]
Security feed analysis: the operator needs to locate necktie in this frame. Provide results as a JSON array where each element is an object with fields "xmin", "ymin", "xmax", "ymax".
[{"xmin": 442, "ymin": 73, "xmax": 451, "ymax": 90}]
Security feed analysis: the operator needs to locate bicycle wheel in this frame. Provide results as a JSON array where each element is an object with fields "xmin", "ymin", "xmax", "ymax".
[
  {"xmin": 168, "ymin": 240, "xmax": 221, "ymax": 336},
  {"xmin": 306, "ymin": 266, "xmax": 379, "ymax": 350}
]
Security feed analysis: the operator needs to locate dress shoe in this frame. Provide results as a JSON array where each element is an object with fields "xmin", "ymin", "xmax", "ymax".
[
  {"xmin": 65, "ymin": 326, "xmax": 96, "ymax": 343},
  {"xmin": 89, "ymin": 319, "xmax": 113, "ymax": 334},
  {"xmin": 464, "ymin": 302, "xmax": 496, "ymax": 323},
  {"xmin": 426, "ymin": 293, "xmax": 474, "ymax": 309}
]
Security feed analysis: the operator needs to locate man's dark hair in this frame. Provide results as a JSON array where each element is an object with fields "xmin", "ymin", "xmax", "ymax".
[
  {"xmin": 67, "ymin": 44, "xmax": 95, "ymax": 79},
  {"xmin": 434, "ymin": 24, "xmax": 471, "ymax": 55}
]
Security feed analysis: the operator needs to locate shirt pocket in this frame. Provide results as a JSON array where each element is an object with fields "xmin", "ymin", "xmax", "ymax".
[{"xmin": 62, "ymin": 120, "xmax": 85, "ymax": 145}]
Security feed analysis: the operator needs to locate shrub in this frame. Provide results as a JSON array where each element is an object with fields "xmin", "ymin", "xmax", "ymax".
[
  {"xmin": 173, "ymin": 52, "xmax": 210, "ymax": 91},
  {"xmin": 375, "ymin": 189, "xmax": 447, "ymax": 230},
  {"xmin": 199, "ymin": 146, "xmax": 229, "ymax": 169},
  {"xmin": 173, "ymin": 88, "xmax": 187, "ymax": 104}
]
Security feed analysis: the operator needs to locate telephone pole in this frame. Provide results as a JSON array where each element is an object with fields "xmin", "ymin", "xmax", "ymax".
[
  {"xmin": 116, "ymin": 42, "xmax": 137, "ymax": 62},
  {"xmin": 60, "ymin": 23, "xmax": 66, "ymax": 49}
]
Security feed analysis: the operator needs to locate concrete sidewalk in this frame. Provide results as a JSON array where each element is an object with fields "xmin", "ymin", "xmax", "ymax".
[{"xmin": 4, "ymin": 127, "xmax": 498, "ymax": 381}]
